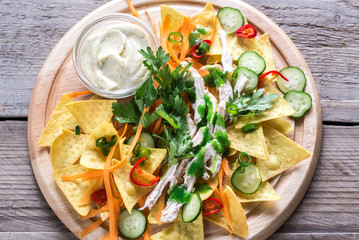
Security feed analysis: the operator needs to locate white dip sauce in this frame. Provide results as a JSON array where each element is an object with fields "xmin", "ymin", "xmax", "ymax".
[{"xmin": 80, "ymin": 23, "xmax": 151, "ymax": 91}]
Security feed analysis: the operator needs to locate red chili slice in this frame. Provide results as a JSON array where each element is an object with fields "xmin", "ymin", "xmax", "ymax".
[
  {"xmin": 191, "ymin": 40, "xmax": 212, "ymax": 59},
  {"xmin": 235, "ymin": 24, "xmax": 257, "ymax": 38},
  {"xmin": 91, "ymin": 188, "xmax": 107, "ymax": 205},
  {"xmin": 130, "ymin": 157, "xmax": 159, "ymax": 186},
  {"xmin": 202, "ymin": 197, "xmax": 223, "ymax": 216},
  {"xmin": 258, "ymin": 70, "xmax": 289, "ymax": 87}
]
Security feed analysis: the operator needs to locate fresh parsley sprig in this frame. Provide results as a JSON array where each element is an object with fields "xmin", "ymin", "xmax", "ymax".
[{"xmin": 226, "ymin": 88, "xmax": 279, "ymax": 117}]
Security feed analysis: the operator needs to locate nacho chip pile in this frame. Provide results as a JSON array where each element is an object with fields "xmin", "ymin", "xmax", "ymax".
[{"xmin": 37, "ymin": 2, "xmax": 312, "ymax": 239}]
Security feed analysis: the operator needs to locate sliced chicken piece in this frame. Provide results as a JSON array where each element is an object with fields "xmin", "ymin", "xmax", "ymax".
[
  {"xmin": 161, "ymin": 201, "xmax": 183, "ymax": 223},
  {"xmin": 234, "ymin": 74, "xmax": 248, "ymax": 94},
  {"xmin": 219, "ymin": 30, "xmax": 233, "ymax": 73},
  {"xmin": 186, "ymin": 114, "xmax": 197, "ymax": 138},
  {"xmin": 139, "ymin": 164, "xmax": 177, "ymax": 211}
]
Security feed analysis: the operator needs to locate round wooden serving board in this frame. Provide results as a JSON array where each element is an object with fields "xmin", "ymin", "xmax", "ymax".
[{"xmin": 27, "ymin": 0, "xmax": 322, "ymax": 239}]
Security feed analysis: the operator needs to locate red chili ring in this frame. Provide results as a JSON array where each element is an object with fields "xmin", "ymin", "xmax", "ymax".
[
  {"xmin": 202, "ymin": 197, "xmax": 223, "ymax": 216},
  {"xmin": 130, "ymin": 157, "xmax": 159, "ymax": 186}
]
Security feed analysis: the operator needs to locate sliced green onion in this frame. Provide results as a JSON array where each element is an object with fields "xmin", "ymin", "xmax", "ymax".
[
  {"xmin": 138, "ymin": 147, "xmax": 151, "ymax": 158},
  {"xmin": 238, "ymin": 152, "xmax": 251, "ymax": 167},
  {"xmin": 96, "ymin": 137, "xmax": 107, "ymax": 148},
  {"xmin": 242, "ymin": 123, "xmax": 258, "ymax": 133},
  {"xmin": 133, "ymin": 141, "xmax": 141, "ymax": 155},
  {"xmin": 75, "ymin": 125, "xmax": 80, "ymax": 135},
  {"xmin": 130, "ymin": 155, "xmax": 142, "ymax": 165},
  {"xmin": 198, "ymin": 41, "xmax": 211, "ymax": 53},
  {"xmin": 168, "ymin": 32, "xmax": 183, "ymax": 44},
  {"xmin": 197, "ymin": 27, "xmax": 208, "ymax": 35},
  {"xmin": 99, "ymin": 135, "xmax": 117, "ymax": 157}
]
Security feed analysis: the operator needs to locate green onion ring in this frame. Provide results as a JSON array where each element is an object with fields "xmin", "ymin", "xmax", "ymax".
[
  {"xmin": 238, "ymin": 152, "xmax": 251, "ymax": 167},
  {"xmin": 130, "ymin": 155, "xmax": 142, "ymax": 165},
  {"xmin": 75, "ymin": 125, "xmax": 80, "ymax": 135},
  {"xmin": 96, "ymin": 137, "xmax": 107, "ymax": 148},
  {"xmin": 242, "ymin": 123, "xmax": 258, "ymax": 133},
  {"xmin": 168, "ymin": 32, "xmax": 183, "ymax": 44},
  {"xmin": 138, "ymin": 147, "xmax": 151, "ymax": 158},
  {"xmin": 133, "ymin": 140, "xmax": 141, "ymax": 155}
]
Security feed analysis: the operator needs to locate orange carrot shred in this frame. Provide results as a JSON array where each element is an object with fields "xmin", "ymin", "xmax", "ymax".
[
  {"xmin": 68, "ymin": 90, "xmax": 93, "ymax": 99},
  {"xmin": 210, "ymin": 16, "xmax": 217, "ymax": 45},
  {"xmin": 156, "ymin": 192, "xmax": 165, "ymax": 225},
  {"xmin": 218, "ymin": 166, "xmax": 233, "ymax": 231},
  {"xmin": 79, "ymin": 178, "xmax": 104, "ymax": 205},
  {"xmin": 180, "ymin": 17, "xmax": 190, "ymax": 61},
  {"xmin": 100, "ymin": 233, "xmax": 109, "ymax": 240},
  {"xmin": 103, "ymin": 142, "xmax": 118, "ymax": 240},
  {"xmin": 222, "ymin": 158, "xmax": 231, "ymax": 176},
  {"xmin": 163, "ymin": 15, "xmax": 181, "ymax": 66},
  {"xmin": 81, "ymin": 218, "xmax": 106, "ymax": 238},
  {"xmin": 145, "ymin": 11, "xmax": 157, "ymax": 36},
  {"xmin": 62, "ymin": 170, "xmax": 103, "ymax": 181},
  {"xmin": 152, "ymin": 118, "xmax": 162, "ymax": 135},
  {"xmin": 126, "ymin": 0, "xmax": 141, "ymax": 18},
  {"xmin": 139, "ymin": 197, "xmax": 151, "ymax": 240},
  {"xmin": 110, "ymin": 108, "xmax": 149, "ymax": 172},
  {"xmin": 118, "ymin": 123, "xmax": 128, "ymax": 139}
]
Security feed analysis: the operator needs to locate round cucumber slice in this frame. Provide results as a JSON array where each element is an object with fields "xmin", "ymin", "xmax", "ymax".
[
  {"xmin": 118, "ymin": 208, "xmax": 147, "ymax": 239},
  {"xmin": 127, "ymin": 132, "xmax": 155, "ymax": 148},
  {"xmin": 182, "ymin": 193, "xmax": 202, "ymax": 223},
  {"xmin": 231, "ymin": 163, "xmax": 262, "ymax": 194},
  {"xmin": 217, "ymin": 7, "xmax": 245, "ymax": 34},
  {"xmin": 237, "ymin": 51, "xmax": 266, "ymax": 75},
  {"xmin": 284, "ymin": 90, "xmax": 312, "ymax": 118},
  {"xmin": 232, "ymin": 67, "xmax": 259, "ymax": 92},
  {"xmin": 276, "ymin": 66, "xmax": 307, "ymax": 93}
]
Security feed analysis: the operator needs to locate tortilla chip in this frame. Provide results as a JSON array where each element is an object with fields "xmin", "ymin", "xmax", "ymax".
[
  {"xmin": 66, "ymin": 100, "xmax": 116, "ymax": 134},
  {"xmin": 52, "ymin": 164, "xmax": 97, "ymax": 216},
  {"xmin": 38, "ymin": 94, "xmax": 74, "ymax": 146},
  {"xmin": 227, "ymin": 124, "xmax": 269, "ymax": 160},
  {"xmin": 161, "ymin": 5, "xmax": 185, "ymax": 33},
  {"xmin": 112, "ymin": 159, "xmax": 155, "ymax": 213},
  {"xmin": 80, "ymin": 122, "xmax": 119, "ymax": 170},
  {"xmin": 256, "ymin": 125, "xmax": 311, "ymax": 181},
  {"xmin": 151, "ymin": 213, "xmax": 204, "ymax": 240},
  {"xmin": 204, "ymin": 186, "xmax": 248, "ymax": 237},
  {"xmin": 228, "ymin": 181, "xmax": 281, "ymax": 203},
  {"xmin": 258, "ymin": 33, "xmax": 276, "ymax": 74},
  {"xmin": 50, "ymin": 129, "xmax": 88, "ymax": 170},
  {"xmin": 227, "ymin": 35, "xmax": 263, "ymax": 61},
  {"xmin": 196, "ymin": 177, "xmax": 218, "ymax": 201},
  {"xmin": 59, "ymin": 114, "xmax": 81, "ymax": 132},
  {"xmin": 235, "ymin": 80, "xmax": 296, "ymax": 129},
  {"xmin": 121, "ymin": 144, "xmax": 167, "ymax": 174},
  {"xmin": 264, "ymin": 118, "xmax": 294, "ymax": 135}
]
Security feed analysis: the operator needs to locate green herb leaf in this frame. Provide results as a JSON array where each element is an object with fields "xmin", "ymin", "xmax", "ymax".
[
  {"xmin": 112, "ymin": 102, "xmax": 141, "ymax": 125},
  {"xmin": 140, "ymin": 111, "xmax": 160, "ymax": 129},
  {"xmin": 134, "ymin": 77, "xmax": 157, "ymax": 111},
  {"xmin": 155, "ymin": 107, "xmax": 181, "ymax": 129},
  {"xmin": 139, "ymin": 46, "xmax": 170, "ymax": 74}
]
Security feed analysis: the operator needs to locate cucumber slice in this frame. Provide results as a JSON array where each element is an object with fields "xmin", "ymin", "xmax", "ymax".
[
  {"xmin": 118, "ymin": 208, "xmax": 147, "ymax": 239},
  {"xmin": 127, "ymin": 132, "xmax": 155, "ymax": 148},
  {"xmin": 231, "ymin": 163, "xmax": 262, "ymax": 194},
  {"xmin": 232, "ymin": 67, "xmax": 259, "ymax": 92},
  {"xmin": 284, "ymin": 90, "xmax": 312, "ymax": 118},
  {"xmin": 182, "ymin": 193, "xmax": 202, "ymax": 223},
  {"xmin": 217, "ymin": 7, "xmax": 245, "ymax": 34},
  {"xmin": 276, "ymin": 66, "xmax": 307, "ymax": 93},
  {"xmin": 237, "ymin": 51, "xmax": 266, "ymax": 75}
]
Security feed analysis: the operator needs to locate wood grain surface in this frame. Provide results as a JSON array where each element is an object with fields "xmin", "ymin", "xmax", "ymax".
[{"xmin": 1, "ymin": 0, "xmax": 358, "ymax": 239}]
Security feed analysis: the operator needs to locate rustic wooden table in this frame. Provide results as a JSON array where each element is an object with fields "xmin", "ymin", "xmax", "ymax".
[{"xmin": 1, "ymin": 0, "xmax": 358, "ymax": 239}]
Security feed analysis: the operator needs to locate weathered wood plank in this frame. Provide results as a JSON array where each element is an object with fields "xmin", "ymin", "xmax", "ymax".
[
  {"xmin": 0, "ymin": 121, "xmax": 358, "ymax": 237},
  {"xmin": 0, "ymin": 0, "xmax": 359, "ymax": 122}
]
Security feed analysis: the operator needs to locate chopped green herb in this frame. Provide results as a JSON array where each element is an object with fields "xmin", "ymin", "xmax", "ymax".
[{"xmin": 75, "ymin": 125, "xmax": 80, "ymax": 135}]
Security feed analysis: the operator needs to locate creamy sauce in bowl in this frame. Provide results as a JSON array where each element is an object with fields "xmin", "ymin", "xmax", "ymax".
[{"xmin": 80, "ymin": 23, "xmax": 150, "ymax": 91}]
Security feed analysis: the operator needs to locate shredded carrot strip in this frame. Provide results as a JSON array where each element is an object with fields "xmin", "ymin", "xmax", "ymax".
[
  {"xmin": 222, "ymin": 158, "xmax": 231, "ymax": 176},
  {"xmin": 145, "ymin": 11, "xmax": 157, "ymax": 36},
  {"xmin": 152, "ymin": 118, "xmax": 162, "ymax": 135},
  {"xmin": 156, "ymin": 192, "xmax": 165, "ymax": 225},
  {"xmin": 68, "ymin": 90, "xmax": 93, "ymax": 99},
  {"xmin": 163, "ymin": 16, "xmax": 181, "ymax": 65},
  {"xmin": 180, "ymin": 17, "xmax": 190, "ymax": 61},
  {"xmin": 199, "ymin": 68, "xmax": 209, "ymax": 77},
  {"xmin": 80, "ymin": 218, "xmax": 106, "ymax": 238},
  {"xmin": 110, "ymin": 108, "xmax": 149, "ymax": 172},
  {"xmin": 139, "ymin": 197, "xmax": 151, "ymax": 240},
  {"xmin": 79, "ymin": 205, "xmax": 109, "ymax": 220},
  {"xmin": 206, "ymin": 180, "xmax": 221, "ymax": 199},
  {"xmin": 62, "ymin": 170, "xmax": 103, "ymax": 181},
  {"xmin": 218, "ymin": 166, "xmax": 232, "ymax": 231},
  {"xmin": 126, "ymin": 0, "xmax": 141, "ymax": 18},
  {"xmin": 188, "ymin": 16, "xmax": 196, "ymax": 31},
  {"xmin": 210, "ymin": 16, "xmax": 217, "ymax": 45},
  {"xmin": 103, "ymin": 142, "xmax": 118, "ymax": 240},
  {"xmin": 118, "ymin": 123, "xmax": 128, "ymax": 139}
]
